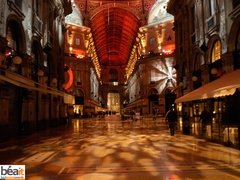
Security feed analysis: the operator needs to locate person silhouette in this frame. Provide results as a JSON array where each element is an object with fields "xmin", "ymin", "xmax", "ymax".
[{"xmin": 165, "ymin": 106, "xmax": 177, "ymax": 136}]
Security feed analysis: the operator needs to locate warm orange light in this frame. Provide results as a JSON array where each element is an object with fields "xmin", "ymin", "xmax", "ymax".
[
  {"xmin": 65, "ymin": 64, "xmax": 73, "ymax": 90},
  {"xmin": 77, "ymin": 54, "xmax": 84, "ymax": 58},
  {"xmin": 162, "ymin": 44, "xmax": 175, "ymax": 55}
]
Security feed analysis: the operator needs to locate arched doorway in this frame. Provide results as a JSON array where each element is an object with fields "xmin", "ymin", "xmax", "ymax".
[
  {"xmin": 73, "ymin": 89, "xmax": 84, "ymax": 117},
  {"xmin": 107, "ymin": 91, "xmax": 120, "ymax": 114}
]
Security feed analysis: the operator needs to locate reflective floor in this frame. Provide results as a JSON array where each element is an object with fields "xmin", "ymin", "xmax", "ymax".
[{"xmin": 1, "ymin": 115, "xmax": 240, "ymax": 180}]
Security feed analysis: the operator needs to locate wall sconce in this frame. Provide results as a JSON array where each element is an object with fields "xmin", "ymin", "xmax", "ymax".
[
  {"xmin": 37, "ymin": 70, "xmax": 44, "ymax": 77},
  {"xmin": 52, "ymin": 78, "xmax": 57, "ymax": 84},
  {"xmin": 211, "ymin": 68, "xmax": 217, "ymax": 75},
  {"xmin": 192, "ymin": 76, "xmax": 198, "ymax": 82},
  {"xmin": 179, "ymin": 82, "xmax": 184, "ymax": 87},
  {"xmin": 12, "ymin": 56, "xmax": 22, "ymax": 65}
]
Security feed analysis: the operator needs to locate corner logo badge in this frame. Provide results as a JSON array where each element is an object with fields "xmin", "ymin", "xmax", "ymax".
[{"xmin": 0, "ymin": 165, "xmax": 25, "ymax": 179}]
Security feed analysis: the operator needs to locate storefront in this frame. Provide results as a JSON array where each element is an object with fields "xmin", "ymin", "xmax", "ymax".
[{"xmin": 175, "ymin": 70, "xmax": 240, "ymax": 148}]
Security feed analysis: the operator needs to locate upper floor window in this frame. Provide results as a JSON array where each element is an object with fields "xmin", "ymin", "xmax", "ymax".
[
  {"xmin": 233, "ymin": 0, "xmax": 240, "ymax": 9},
  {"xmin": 33, "ymin": 0, "xmax": 41, "ymax": 16},
  {"xmin": 5, "ymin": 22, "xmax": 22, "ymax": 74},
  {"xmin": 76, "ymin": 70, "xmax": 82, "ymax": 85},
  {"xmin": 194, "ymin": 53, "xmax": 201, "ymax": 70},
  {"xmin": 210, "ymin": 40, "xmax": 222, "ymax": 81},
  {"xmin": 208, "ymin": 0, "xmax": 215, "ymax": 17},
  {"xmin": 150, "ymin": 69, "xmax": 156, "ymax": 84},
  {"xmin": 192, "ymin": 53, "xmax": 202, "ymax": 89},
  {"xmin": 76, "ymin": 38, "xmax": 80, "ymax": 46},
  {"xmin": 7, "ymin": 25, "xmax": 18, "ymax": 51},
  {"xmin": 211, "ymin": 40, "xmax": 221, "ymax": 63}
]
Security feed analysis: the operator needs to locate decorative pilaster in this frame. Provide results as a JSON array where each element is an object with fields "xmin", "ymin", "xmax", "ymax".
[
  {"xmin": 21, "ymin": 53, "xmax": 33, "ymax": 79},
  {"xmin": 221, "ymin": 52, "xmax": 234, "ymax": 73}
]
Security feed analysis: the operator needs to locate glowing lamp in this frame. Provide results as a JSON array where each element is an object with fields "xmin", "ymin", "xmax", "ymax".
[
  {"xmin": 192, "ymin": 76, "xmax": 198, "ymax": 82},
  {"xmin": 52, "ymin": 78, "xmax": 57, "ymax": 84},
  {"xmin": 37, "ymin": 70, "xmax": 44, "ymax": 77},
  {"xmin": 179, "ymin": 82, "xmax": 184, "ymax": 87},
  {"xmin": 211, "ymin": 68, "xmax": 217, "ymax": 75},
  {"xmin": 13, "ymin": 56, "xmax": 22, "ymax": 65}
]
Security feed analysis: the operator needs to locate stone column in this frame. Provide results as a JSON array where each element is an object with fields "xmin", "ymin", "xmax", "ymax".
[
  {"xmin": 21, "ymin": 53, "xmax": 33, "ymax": 79},
  {"xmin": 222, "ymin": 52, "xmax": 234, "ymax": 73},
  {"xmin": 201, "ymin": 64, "xmax": 210, "ymax": 85}
]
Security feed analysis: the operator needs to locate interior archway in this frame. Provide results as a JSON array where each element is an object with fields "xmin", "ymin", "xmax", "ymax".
[{"xmin": 107, "ymin": 92, "xmax": 120, "ymax": 114}]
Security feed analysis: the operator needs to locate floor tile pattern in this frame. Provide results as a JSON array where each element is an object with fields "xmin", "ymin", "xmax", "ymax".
[{"xmin": 0, "ymin": 115, "xmax": 240, "ymax": 180}]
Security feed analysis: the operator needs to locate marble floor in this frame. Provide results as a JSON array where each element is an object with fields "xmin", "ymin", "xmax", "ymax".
[{"xmin": 0, "ymin": 115, "xmax": 240, "ymax": 180}]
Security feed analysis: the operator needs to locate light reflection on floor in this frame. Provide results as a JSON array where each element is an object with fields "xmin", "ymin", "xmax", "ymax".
[{"xmin": 0, "ymin": 115, "xmax": 240, "ymax": 180}]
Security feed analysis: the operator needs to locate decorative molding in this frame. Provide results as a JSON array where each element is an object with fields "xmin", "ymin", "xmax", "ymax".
[{"xmin": 7, "ymin": 0, "xmax": 25, "ymax": 21}]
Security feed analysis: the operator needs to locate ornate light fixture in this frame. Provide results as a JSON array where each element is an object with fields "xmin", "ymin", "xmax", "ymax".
[
  {"xmin": 211, "ymin": 68, "xmax": 217, "ymax": 75},
  {"xmin": 12, "ymin": 56, "xmax": 22, "ymax": 65},
  {"xmin": 192, "ymin": 76, "xmax": 198, "ymax": 82},
  {"xmin": 52, "ymin": 78, "xmax": 57, "ymax": 84},
  {"xmin": 179, "ymin": 82, "xmax": 184, "ymax": 87},
  {"xmin": 37, "ymin": 70, "xmax": 44, "ymax": 77}
]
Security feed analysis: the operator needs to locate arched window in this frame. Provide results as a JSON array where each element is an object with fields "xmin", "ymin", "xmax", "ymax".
[
  {"xmin": 210, "ymin": 40, "xmax": 222, "ymax": 81},
  {"xmin": 192, "ymin": 53, "xmax": 202, "ymax": 89},
  {"xmin": 5, "ymin": 21, "xmax": 21, "ymax": 73},
  {"xmin": 211, "ymin": 40, "xmax": 221, "ymax": 63},
  {"xmin": 194, "ymin": 53, "xmax": 201, "ymax": 70}
]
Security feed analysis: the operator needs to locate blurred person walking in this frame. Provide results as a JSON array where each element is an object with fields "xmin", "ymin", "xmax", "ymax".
[{"xmin": 165, "ymin": 106, "xmax": 177, "ymax": 136}]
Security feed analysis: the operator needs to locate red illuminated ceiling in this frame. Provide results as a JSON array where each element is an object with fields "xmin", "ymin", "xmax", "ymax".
[
  {"xmin": 73, "ymin": 0, "xmax": 156, "ymax": 67},
  {"xmin": 91, "ymin": 8, "xmax": 140, "ymax": 66}
]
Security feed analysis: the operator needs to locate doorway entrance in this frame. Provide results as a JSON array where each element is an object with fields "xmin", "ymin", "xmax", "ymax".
[{"xmin": 107, "ymin": 92, "xmax": 120, "ymax": 114}]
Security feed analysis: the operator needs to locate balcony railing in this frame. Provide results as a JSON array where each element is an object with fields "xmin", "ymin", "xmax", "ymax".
[{"xmin": 205, "ymin": 13, "xmax": 219, "ymax": 35}]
